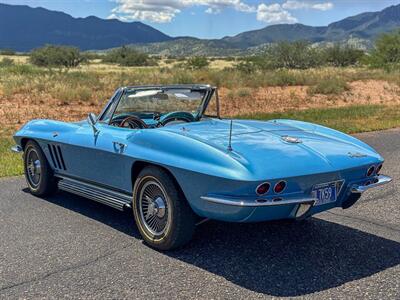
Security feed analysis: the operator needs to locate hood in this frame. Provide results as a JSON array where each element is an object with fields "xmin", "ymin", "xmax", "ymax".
[{"xmin": 162, "ymin": 119, "xmax": 382, "ymax": 179}]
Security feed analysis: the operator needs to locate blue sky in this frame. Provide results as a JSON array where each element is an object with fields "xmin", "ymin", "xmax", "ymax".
[{"xmin": 2, "ymin": 0, "xmax": 399, "ymax": 38}]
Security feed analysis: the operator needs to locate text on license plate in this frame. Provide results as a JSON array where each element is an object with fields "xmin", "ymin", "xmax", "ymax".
[{"xmin": 312, "ymin": 183, "xmax": 337, "ymax": 206}]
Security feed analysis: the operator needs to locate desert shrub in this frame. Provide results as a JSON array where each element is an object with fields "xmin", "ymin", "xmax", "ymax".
[
  {"xmin": 263, "ymin": 41, "xmax": 324, "ymax": 70},
  {"xmin": 102, "ymin": 46, "xmax": 155, "ymax": 66},
  {"xmin": 164, "ymin": 59, "xmax": 175, "ymax": 64},
  {"xmin": 0, "ymin": 64, "xmax": 46, "ymax": 77},
  {"xmin": 308, "ymin": 77, "xmax": 350, "ymax": 95},
  {"xmin": 81, "ymin": 51, "xmax": 103, "ymax": 61},
  {"xmin": 186, "ymin": 56, "xmax": 209, "ymax": 70},
  {"xmin": 0, "ymin": 58, "xmax": 14, "ymax": 67},
  {"xmin": 367, "ymin": 30, "xmax": 400, "ymax": 69},
  {"xmin": 30, "ymin": 45, "xmax": 84, "ymax": 69},
  {"xmin": 324, "ymin": 45, "xmax": 365, "ymax": 67},
  {"xmin": 50, "ymin": 85, "xmax": 92, "ymax": 102},
  {"xmin": 235, "ymin": 59, "xmax": 258, "ymax": 73},
  {"xmin": 237, "ymin": 88, "xmax": 251, "ymax": 97},
  {"xmin": 0, "ymin": 48, "xmax": 16, "ymax": 55}
]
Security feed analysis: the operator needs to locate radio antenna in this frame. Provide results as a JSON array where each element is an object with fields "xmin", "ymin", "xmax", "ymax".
[{"xmin": 227, "ymin": 119, "xmax": 233, "ymax": 152}]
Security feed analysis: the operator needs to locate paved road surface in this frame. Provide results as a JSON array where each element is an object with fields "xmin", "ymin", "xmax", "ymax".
[{"xmin": 1, "ymin": 129, "xmax": 399, "ymax": 299}]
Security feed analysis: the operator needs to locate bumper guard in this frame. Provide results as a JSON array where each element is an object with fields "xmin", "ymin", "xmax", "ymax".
[
  {"xmin": 350, "ymin": 175, "xmax": 392, "ymax": 194},
  {"xmin": 10, "ymin": 145, "xmax": 23, "ymax": 153}
]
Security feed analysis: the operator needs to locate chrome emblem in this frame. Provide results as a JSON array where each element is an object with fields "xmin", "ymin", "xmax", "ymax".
[
  {"xmin": 348, "ymin": 152, "xmax": 367, "ymax": 158},
  {"xmin": 281, "ymin": 136, "xmax": 302, "ymax": 144}
]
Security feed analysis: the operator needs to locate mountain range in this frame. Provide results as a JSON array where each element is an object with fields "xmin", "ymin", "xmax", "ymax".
[
  {"xmin": 0, "ymin": 3, "xmax": 171, "ymax": 52},
  {"xmin": 0, "ymin": 3, "xmax": 399, "ymax": 55}
]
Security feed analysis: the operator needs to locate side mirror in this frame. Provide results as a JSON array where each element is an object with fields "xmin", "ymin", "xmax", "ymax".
[{"xmin": 87, "ymin": 113, "xmax": 99, "ymax": 135}]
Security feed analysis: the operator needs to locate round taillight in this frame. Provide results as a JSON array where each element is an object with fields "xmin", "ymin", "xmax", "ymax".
[
  {"xmin": 274, "ymin": 181, "xmax": 286, "ymax": 194},
  {"xmin": 256, "ymin": 182, "xmax": 270, "ymax": 195},
  {"xmin": 367, "ymin": 166, "xmax": 375, "ymax": 177},
  {"xmin": 376, "ymin": 164, "xmax": 382, "ymax": 174}
]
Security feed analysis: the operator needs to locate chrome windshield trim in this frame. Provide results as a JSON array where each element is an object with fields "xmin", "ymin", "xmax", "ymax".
[
  {"xmin": 201, "ymin": 196, "xmax": 316, "ymax": 207},
  {"xmin": 351, "ymin": 175, "xmax": 392, "ymax": 194},
  {"xmin": 11, "ymin": 145, "xmax": 23, "ymax": 153}
]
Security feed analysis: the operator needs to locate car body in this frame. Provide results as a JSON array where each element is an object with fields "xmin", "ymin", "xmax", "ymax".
[{"xmin": 12, "ymin": 84, "xmax": 392, "ymax": 249}]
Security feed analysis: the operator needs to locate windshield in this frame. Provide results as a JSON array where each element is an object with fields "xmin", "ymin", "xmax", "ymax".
[{"xmin": 114, "ymin": 88, "xmax": 206, "ymax": 117}]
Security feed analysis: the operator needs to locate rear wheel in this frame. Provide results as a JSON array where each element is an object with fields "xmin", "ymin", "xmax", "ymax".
[
  {"xmin": 24, "ymin": 140, "xmax": 57, "ymax": 196},
  {"xmin": 132, "ymin": 166, "xmax": 196, "ymax": 250}
]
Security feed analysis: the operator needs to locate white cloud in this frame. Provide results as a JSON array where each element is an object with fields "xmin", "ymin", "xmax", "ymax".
[
  {"xmin": 256, "ymin": 1, "xmax": 333, "ymax": 24},
  {"xmin": 109, "ymin": 0, "xmax": 255, "ymax": 23},
  {"xmin": 311, "ymin": 2, "xmax": 334, "ymax": 11},
  {"xmin": 282, "ymin": 1, "xmax": 334, "ymax": 11},
  {"xmin": 256, "ymin": 3, "xmax": 297, "ymax": 24}
]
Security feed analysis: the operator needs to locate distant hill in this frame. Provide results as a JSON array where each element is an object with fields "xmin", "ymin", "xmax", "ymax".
[
  {"xmin": 222, "ymin": 4, "xmax": 400, "ymax": 48},
  {"xmin": 0, "ymin": 3, "xmax": 399, "ymax": 55},
  {"xmin": 0, "ymin": 3, "xmax": 172, "ymax": 51}
]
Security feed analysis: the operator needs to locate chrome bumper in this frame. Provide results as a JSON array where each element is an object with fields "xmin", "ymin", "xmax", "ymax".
[
  {"xmin": 201, "ymin": 196, "xmax": 316, "ymax": 219},
  {"xmin": 201, "ymin": 196, "xmax": 316, "ymax": 207},
  {"xmin": 351, "ymin": 175, "xmax": 392, "ymax": 194},
  {"xmin": 10, "ymin": 145, "xmax": 23, "ymax": 153}
]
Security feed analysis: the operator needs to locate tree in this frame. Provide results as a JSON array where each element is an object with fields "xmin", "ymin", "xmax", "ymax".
[
  {"xmin": 102, "ymin": 46, "xmax": 155, "ymax": 66},
  {"xmin": 368, "ymin": 30, "xmax": 400, "ymax": 68},
  {"xmin": 186, "ymin": 56, "xmax": 209, "ymax": 70},
  {"xmin": 260, "ymin": 41, "xmax": 323, "ymax": 70},
  {"xmin": 30, "ymin": 45, "xmax": 84, "ymax": 69},
  {"xmin": 324, "ymin": 45, "xmax": 364, "ymax": 67}
]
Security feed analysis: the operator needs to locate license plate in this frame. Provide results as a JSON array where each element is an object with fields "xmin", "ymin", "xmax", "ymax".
[{"xmin": 312, "ymin": 182, "xmax": 337, "ymax": 206}]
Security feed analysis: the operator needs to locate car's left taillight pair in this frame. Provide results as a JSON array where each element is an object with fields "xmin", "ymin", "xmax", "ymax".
[{"xmin": 256, "ymin": 180, "xmax": 286, "ymax": 196}]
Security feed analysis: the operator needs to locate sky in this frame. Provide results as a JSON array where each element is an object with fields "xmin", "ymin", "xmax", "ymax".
[{"xmin": 1, "ymin": 0, "xmax": 399, "ymax": 39}]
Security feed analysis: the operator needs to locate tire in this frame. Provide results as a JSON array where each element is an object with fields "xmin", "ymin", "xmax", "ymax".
[
  {"xmin": 133, "ymin": 166, "xmax": 196, "ymax": 250},
  {"xmin": 23, "ymin": 140, "xmax": 57, "ymax": 196}
]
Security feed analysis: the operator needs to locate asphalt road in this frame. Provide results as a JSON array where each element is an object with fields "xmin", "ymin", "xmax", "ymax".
[{"xmin": 1, "ymin": 129, "xmax": 399, "ymax": 299}]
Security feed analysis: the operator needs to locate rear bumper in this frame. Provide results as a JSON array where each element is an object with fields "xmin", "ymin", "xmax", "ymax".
[
  {"xmin": 350, "ymin": 175, "xmax": 392, "ymax": 193},
  {"xmin": 200, "ymin": 174, "xmax": 392, "ymax": 222},
  {"xmin": 201, "ymin": 195, "xmax": 316, "ymax": 222}
]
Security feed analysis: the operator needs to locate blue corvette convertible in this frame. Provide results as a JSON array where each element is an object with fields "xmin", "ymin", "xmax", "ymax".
[{"xmin": 12, "ymin": 84, "xmax": 392, "ymax": 250}]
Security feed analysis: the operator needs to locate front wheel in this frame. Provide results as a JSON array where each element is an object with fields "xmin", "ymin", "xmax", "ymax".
[
  {"xmin": 23, "ymin": 140, "xmax": 57, "ymax": 196},
  {"xmin": 132, "ymin": 166, "xmax": 196, "ymax": 250}
]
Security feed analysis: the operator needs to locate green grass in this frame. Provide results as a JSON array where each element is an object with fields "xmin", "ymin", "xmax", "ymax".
[
  {"xmin": 0, "ymin": 138, "xmax": 23, "ymax": 177},
  {"xmin": 237, "ymin": 105, "xmax": 400, "ymax": 134}
]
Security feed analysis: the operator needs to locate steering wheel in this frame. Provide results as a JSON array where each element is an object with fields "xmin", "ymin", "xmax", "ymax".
[
  {"xmin": 160, "ymin": 112, "xmax": 195, "ymax": 126},
  {"xmin": 119, "ymin": 116, "xmax": 148, "ymax": 129}
]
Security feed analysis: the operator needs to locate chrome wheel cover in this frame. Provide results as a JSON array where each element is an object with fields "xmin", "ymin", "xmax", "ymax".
[
  {"xmin": 138, "ymin": 179, "xmax": 171, "ymax": 236},
  {"xmin": 26, "ymin": 148, "xmax": 41, "ymax": 188}
]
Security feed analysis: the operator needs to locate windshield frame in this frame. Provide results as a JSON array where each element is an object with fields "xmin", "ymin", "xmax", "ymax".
[{"xmin": 99, "ymin": 85, "xmax": 217, "ymax": 125}]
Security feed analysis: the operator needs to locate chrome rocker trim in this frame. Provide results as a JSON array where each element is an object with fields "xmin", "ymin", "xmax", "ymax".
[
  {"xmin": 57, "ymin": 177, "xmax": 132, "ymax": 211},
  {"xmin": 11, "ymin": 145, "xmax": 23, "ymax": 153},
  {"xmin": 201, "ymin": 195, "xmax": 316, "ymax": 207},
  {"xmin": 351, "ymin": 175, "xmax": 392, "ymax": 194}
]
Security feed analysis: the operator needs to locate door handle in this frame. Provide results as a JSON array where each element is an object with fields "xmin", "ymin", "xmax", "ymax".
[{"xmin": 113, "ymin": 141, "xmax": 127, "ymax": 153}]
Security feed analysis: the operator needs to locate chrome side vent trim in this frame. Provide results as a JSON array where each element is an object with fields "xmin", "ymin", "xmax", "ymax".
[
  {"xmin": 47, "ymin": 144, "xmax": 57, "ymax": 168},
  {"xmin": 48, "ymin": 144, "xmax": 67, "ymax": 170},
  {"xmin": 57, "ymin": 177, "xmax": 132, "ymax": 211},
  {"xmin": 52, "ymin": 144, "xmax": 62, "ymax": 169},
  {"xmin": 56, "ymin": 145, "xmax": 67, "ymax": 170}
]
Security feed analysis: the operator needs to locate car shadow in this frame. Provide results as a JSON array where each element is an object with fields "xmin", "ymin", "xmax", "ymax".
[{"xmin": 33, "ymin": 190, "xmax": 400, "ymax": 297}]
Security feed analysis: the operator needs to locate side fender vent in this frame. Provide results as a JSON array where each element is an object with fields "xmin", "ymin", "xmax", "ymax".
[{"xmin": 48, "ymin": 144, "xmax": 67, "ymax": 170}]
